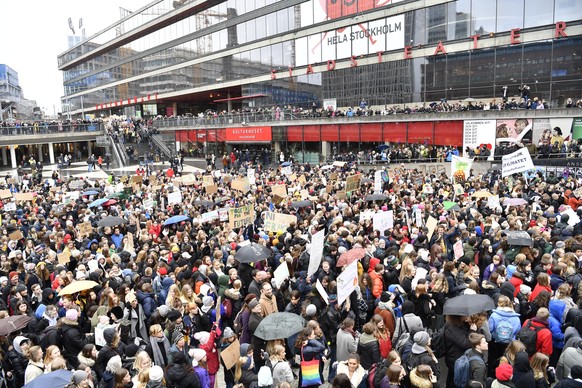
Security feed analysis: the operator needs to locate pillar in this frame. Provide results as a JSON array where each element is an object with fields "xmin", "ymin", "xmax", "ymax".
[
  {"xmin": 1, "ymin": 147, "xmax": 7, "ymax": 166},
  {"xmin": 38, "ymin": 145, "xmax": 44, "ymax": 162},
  {"xmin": 48, "ymin": 142, "xmax": 55, "ymax": 164},
  {"xmin": 87, "ymin": 141, "xmax": 92, "ymax": 157},
  {"xmin": 322, "ymin": 141, "xmax": 330, "ymax": 161},
  {"xmin": 172, "ymin": 102, "xmax": 178, "ymax": 117},
  {"xmin": 9, "ymin": 145, "xmax": 17, "ymax": 169},
  {"xmin": 175, "ymin": 141, "xmax": 181, "ymax": 153}
]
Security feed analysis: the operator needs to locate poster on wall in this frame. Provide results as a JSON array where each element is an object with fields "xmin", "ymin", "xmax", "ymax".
[
  {"xmin": 531, "ymin": 118, "xmax": 573, "ymax": 147},
  {"xmin": 572, "ymin": 118, "xmax": 582, "ymax": 140},
  {"xmin": 463, "ymin": 120, "xmax": 496, "ymax": 159},
  {"xmin": 494, "ymin": 118, "xmax": 533, "ymax": 157}
]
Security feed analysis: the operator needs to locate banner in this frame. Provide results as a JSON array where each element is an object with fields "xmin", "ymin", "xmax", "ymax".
[
  {"xmin": 337, "ymin": 260, "xmax": 358, "ymax": 306},
  {"xmin": 373, "ymin": 210, "xmax": 394, "ymax": 235},
  {"xmin": 308, "ymin": 229, "xmax": 325, "ymax": 278},
  {"xmin": 228, "ymin": 205, "xmax": 255, "ymax": 229},
  {"xmin": 450, "ymin": 155, "xmax": 474, "ymax": 181},
  {"xmin": 502, "ymin": 148, "xmax": 535, "ymax": 177},
  {"xmin": 263, "ymin": 211, "xmax": 298, "ymax": 233}
]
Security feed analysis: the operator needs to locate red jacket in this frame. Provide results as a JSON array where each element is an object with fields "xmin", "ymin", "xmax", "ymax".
[
  {"xmin": 529, "ymin": 284, "xmax": 551, "ymax": 302},
  {"xmin": 369, "ymin": 270, "xmax": 383, "ymax": 298},
  {"xmin": 200, "ymin": 326, "xmax": 222, "ymax": 374},
  {"xmin": 509, "ymin": 276, "xmax": 523, "ymax": 297},
  {"xmin": 522, "ymin": 318, "xmax": 552, "ymax": 356}
]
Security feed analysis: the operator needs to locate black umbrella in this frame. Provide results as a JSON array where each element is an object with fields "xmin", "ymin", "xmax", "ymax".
[
  {"xmin": 443, "ymin": 294, "xmax": 495, "ymax": 316},
  {"xmin": 195, "ymin": 200, "xmax": 214, "ymax": 207},
  {"xmin": 365, "ymin": 194, "xmax": 387, "ymax": 201},
  {"xmin": 504, "ymin": 230, "xmax": 533, "ymax": 247},
  {"xmin": 214, "ymin": 197, "xmax": 230, "ymax": 204},
  {"xmin": 254, "ymin": 312, "xmax": 306, "ymax": 340},
  {"xmin": 290, "ymin": 200, "xmax": 312, "ymax": 209},
  {"xmin": 0, "ymin": 315, "xmax": 33, "ymax": 336},
  {"xmin": 97, "ymin": 216, "xmax": 127, "ymax": 228},
  {"xmin": 235, "ymin": 243, "xmax": 272, "ymax": 263}
]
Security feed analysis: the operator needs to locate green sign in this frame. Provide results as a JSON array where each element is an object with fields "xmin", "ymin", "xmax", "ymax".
[{"xmin": 572, "ymin": 117, "xmax": 582, "ymax": 140}]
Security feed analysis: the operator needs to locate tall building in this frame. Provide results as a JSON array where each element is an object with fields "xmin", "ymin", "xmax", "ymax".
[
  {"xmin": 58, "ymin": 0, "xmax": 582, "ymax": 118},
  {"xmin": 0, "ymin": 64, "xmax": 38, "ymax": 120}
]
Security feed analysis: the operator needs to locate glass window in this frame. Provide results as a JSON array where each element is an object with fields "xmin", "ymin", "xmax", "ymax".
[
  {"xmin": 451, "ymin": 0, "xmax": 470, "ymax": 40},
  {"xmin": 255, "ymin": 16, "xmax": 267, "ymax": 40},
  {"xmin": 525, "ymin": 0, "xmax": 554, "ymax": 28},
  {"xmin": 237, "ymin": 24, "xmax": 247, "ymax": 44},
  {"xmin": 497, "ymin": 0, "xmax": 523, "ymax": 31},
  {"xmin": 555, "ymin": 0, "xmax": 582, "ymax": 22},
  {"xmin": 246, "ymin": 20, "xmax": 256, "ymax": 42},
  {"xmin": 495, "ymin": 45, "xmax": 523, "ymax": 90},
  {"xmin": 266, "ymin": 12, "xmax": 278, "ymax": 36},
  {"xmin": 471, "ymin": 0, "xmax": 496, "ymax": 35},
  {"xmin": 427, "ymin": 4, "xmax": 447, "ymax": 44}
]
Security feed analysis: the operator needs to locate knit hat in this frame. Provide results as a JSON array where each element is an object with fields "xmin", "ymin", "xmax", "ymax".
[
  {"xmin": 166, "ymin": 310, "xmax": 182, "ymax": 322},
  {"xmin": 411, "ymin": 331, "xmax": 430, "ymax": 354},
  {"xmin": 158, "ymin": 267, "xmax": 167, "ymax": 275},
  {"xmin": 103, "ymin": 328, "xmax": 117, "ymax": 344},
  {"xmin": 380, "ymin": 292, "xmax": 391, "ymax": 303},
  {"xmin": 172, "ymin": 331, "xmax": 184, "ymax": 345},
  {"xmin": 149, "ymin": 365, "xmax": 164, "ymax": 382},
  {"xmin": 0, "ymin": 276, "xmax": 7, "ymax": 284},
  {"xmin": 72, "ymin": 370, "xmax": 88, "ymax": 384},
  {"xmin": 305, "ymin": 304, "xmax": 317, "ymax": 316},
  {"xmin": 190, "ymin": 348, "xmax": 206, "ymax": 366},
  {"xmin": 496, "ymin": 363, "xmax": 513, "ymax": 381},
  {"xmin": 555, "ymin": 241, "xmax": 566, "ymax": 250},
  {"xmin": 157, "ymin": 305, "xmax": 171, "ymax": 317},
  {"xmin": 328, "ymin": 294, "xmax": 338, "ymax": 304},
  {"xmin": 223, "ymin": 327, "xmax": 235, "ymax": 340},
  {"xmin": 9, "ymin": 271, "xmax": 18, "ymax": 280},
  {"xmin": 194, "ymin": 331, "xmax": 210, "ymax": 345},
  {"xmin": 248, "ymin": 299, "xmax": 259, "ymax": 310},
  {"xmin": 571, "ymin": 365, "xmax": 582, "ymax": 379},
  {"xmin": 66, "ymin": 309, "xmax": 79, "ymax": 321},
  {"xmin": 15, "ymin": 284, "xmax": 26, "ymax": 293}
]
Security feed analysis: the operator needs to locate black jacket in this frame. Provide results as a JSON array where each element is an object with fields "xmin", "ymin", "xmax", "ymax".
[
  {"xmin": 357, "ymin": 333, "xmax": 380, "ymax": 370},
  {"xmin": 165, "ymin": 363, "xmax": 201, "ymax": 388},
  {"xmin": 7, "ymin": 349, "xmax": 26, "ymax": 387},
  {"xmin": 443, "ymin": 321, "xmax": 473, "ymax": 369},
  {"xmin": 60, "ymin": 318, "xmax": 88, "ymax": 368}
]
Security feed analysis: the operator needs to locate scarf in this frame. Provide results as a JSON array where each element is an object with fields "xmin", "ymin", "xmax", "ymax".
[{"xmin": 149, "ymin": 335, "xmax": 170, "ymax": 367}]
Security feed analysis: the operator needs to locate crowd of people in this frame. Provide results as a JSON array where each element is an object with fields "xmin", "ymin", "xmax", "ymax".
[{"xmin": 0, "ymin": 146, "xmax": 580, "ymax": 388}]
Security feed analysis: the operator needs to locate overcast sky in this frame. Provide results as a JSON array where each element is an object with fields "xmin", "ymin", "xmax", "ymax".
[{"xmin": 1, "ymin": 0, "xmax": 149, "ymax": 115}]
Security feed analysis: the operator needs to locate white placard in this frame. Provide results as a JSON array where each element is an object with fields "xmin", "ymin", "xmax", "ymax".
[
  {"xmin": 373, "ymin": 210, "xmax": 394, "ymax": 235},
  {"xmin": 167, "ymin": 191, "xmax": 182, "ymax": 205},
  {"xmin": 143, "ymin": 199, "xmax": 154, "ymax": 209},
  {"xmin": 337, "ymin": 260, "xmax": 358, "ymax": 306},
  {"xmin": 454, "ymin": 240, "xmax": 464, "ymax": 260},
  {"xmin": 316, "ymin": 279, "xmax": 329, "ymax": 305},
  {"xmin": 201, "ymin": 210, "xmax": 219, "ymax": 223},
  {"xmin": 488, "ymin": 195, "xmax": 500, "ymax": 210},
  {"xmin": 463, "ymin": 120, "xmax": 497, "ymax": 160},
  {"xmin": 502, "ymin": 148, "xmax": 535, "ymax": 178},
  {"xmin": 450, "ymin": 155, "xmax": 474, "ymax": 180},
  {"xmin": 87, "ymin": 259, "xmax": 99, "ymax": 273},
  {"xmin": 3, "ymin": 202, "xmax": 16, "ymax": 212},
  {"xmin": 307, "ymin": 229, "xmax": 325, "ymax": 278},
  {"xmin": 273, "ymin": 262, "xmax": 290, "ymax": 289},
  {"xmin": 561, "ymin": 208, "xmax": 580, "ymax": 227},
  {"xmin": 247, "ymin": 169, "xmax": 256, "ymax": 185},
  {"xmin": 374, "ymin": 171, "xmax": 383, "ymax": 193},
  {"xmin": 281, "ymin": 166, "xmax": 292, "ymax": 176},
  {"xmin": 360, "ymin": 210, "xmax": 375, "ymax": 222}
]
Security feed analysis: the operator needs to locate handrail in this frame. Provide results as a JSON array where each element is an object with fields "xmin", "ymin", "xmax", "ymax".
[
  {"xmin": 0, "ymin": 122, "xmax": 103, "ymax": 135},
  {"xmin": 107, "ymin": 136, "xmax": 125, "ymax": 168},
  {"xmin": 151, "ymin": 134, "xmax": 173, "ymax": 159}
]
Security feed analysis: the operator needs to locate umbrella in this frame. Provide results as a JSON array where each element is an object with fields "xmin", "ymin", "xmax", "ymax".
[
  {"xmin": 377, "ymin": 144, "xmax": 389, "ymax": 151},
  {"xmin": 235, "ymin": 243, "xmax": 272, "ymax": 263},
  {"xmin": 291, "ymin": 200, "xmax": 312, "ymax": 209},
  {"xmin": 503, "ymin": 198, "xmax": 528, "ymax": 207},
  {"xmin": 504, "ymin": 230, "xmax": 533, "ymax": 247},
  {"xmin": 443, "ymin": 294, "xmax": 495, "ymax": 316},
  {"xmin": 195, "ymin": 200, "xmax": 214, "ymax": 207},
  {"xmin": 106, "ymin": 192, "xmax": 125, "ymax": 199},
  {"xmin": 102, "ymin": 199, "xmax": 118, "ymax": 207},
  {"xmin": 320, "ymin": 165, "xmax": 334, "ymax": 170},
  {"xmin": 253, "ymin": 312, "xmax": 306, "ymax": 341},
  {"xmin": 280, "ymin": 162, "xmax": 291, "ymax": 167},
  {"xmin": 24, "ymin": 369, "xmax": 73, "ymax": 388},
  {"xmin": 214, "ymin": 197, "xmax": 230, "ymax": 204},
  {"xmin": 97, "ymin": 216, "xmax": 127, "ymax": 228},
  {"xmin": 336, "ymin": 247, "xmax": 366, "ymax": 267},
  {"xmin": 58, "ymin": 280, "xmax": 100, "ymax": 296},
  {"xmin": 443, "ymin": 201, "xmax": 461, "ymax": 211},
  {"xmin": 366, "ymin": 194, "xmax": 387, "ymax": 201},
  {"xmin": 0, "ymin": 315, "xmax": 33, "ymax": 336},
  {"xmin": 471, "ymin": 190, "xmax": 493, "ymax": 198},
  {"xmin": 82, "ymin": 190, "xmax": 99, "ymax": 196},
  {"xmin": 463, "ymin": 97, "xmax": 477, "ymax": 102},
  {"xmin": 163, "ymin": 215, "xmax": 189, "ymax": 226},
  {"xmin": 88, "ymin": 198, "xmax": 109, "ymax": 208}
]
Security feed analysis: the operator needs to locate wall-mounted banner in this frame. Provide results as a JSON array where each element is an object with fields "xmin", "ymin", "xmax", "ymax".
[
  {"xmin": 502, "ymin": 148, "xmax": 535, "ymax": 177},
  {"xmin": 463, "ymin": 120, "xmax": 496, "ymax": 159},
  {"xmin": 226, "ymin": 127, "xmax": 272, "ymax": 142}
]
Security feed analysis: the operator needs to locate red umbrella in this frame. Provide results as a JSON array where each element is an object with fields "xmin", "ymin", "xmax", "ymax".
[
  {"xmin": 103, "ymin": 199, "xmax": 118, "ymax": 207},
  {"xmin": 336, "ymin": 247, "xmax": 366, "ymax": 267}
]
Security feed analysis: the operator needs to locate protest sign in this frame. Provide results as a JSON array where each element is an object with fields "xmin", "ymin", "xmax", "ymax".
[
  {"xmin": 336, "ymin": 190, "xmax": 347, "ymax": 200},
  {"xmin": 78, "ymin": 222, "xmax": 93, "ymax": 235},
  {"xmin": 373, "ymin": 210, "xmax": 394, "ymax": 235},
  {"xmin": 289, "ymin": 173, "xmax": 297, "ymax": 182},
  {"xmin": 454, "ymin": 240, "xmax": 464, "ymax": 260},
  {"xmin": 374, "ymin": 171, "xmax": 383, "ymax": 193},
  {"xmin": 14, "ymin": 192, "xmax": 34, "ymax": 201},
  {"xmin": 202, "ymin": 175, "xmax": 214, "ymax": 187},
  {"xmin": 329, "ymin": 172, "xmax": 338, "ymax": 181},
  {"xmin": 200, "ymin": 211, "xmax": 218, "ymax": 224},
  {"xmin": 231, "ymin": 177, "xmax": 250, "ymax": 193},
  {"xmin": 337, "ymin": 260, "xmax": 358, "ymax": 306},
  {"xmin": 281, "ymin": 166, "xmax": 292, "ymax": 176},
  {"xmin": 308, "ymin": 229, "xmax": 325, "ymax": 278},
  {"xmin": 316, "ymin": 279, "xmax": 330, "ymax": 305},
  {"xmin": 0, "ymin": 190, "xmax": 12, "ymax": 199},
  {"xmin": 271, "ymin": 184, "xmax": 287, "ymax": 197},
  {"xmin": 9, "ymin": 230, "xmax": 23, "ymax": 241},
  {"xmin": 273, "ymin": 262, "xmax": 290, "ymax": 288},
  {"xmin": 205, "ymin": 184, "xmax": 218, "ymax": 194},
  {"xmin": 167, "ymin": 191, "xmax": 182, "ymax": 205},
  {"xmin": 247, "ymin": 169, "xmax": 256, "ymax": 185},
  {"xmin": 228, "ymin": 205, "xmax": 255, "ymax": 229},
  {"xmin": 130, "ymin": 175, "xmax": 143, "ymax": 185},
  {"xmin": 488, "ymin": 195, "xmax": 500, "ymax": 210},
  {"xmin": 272, "ymin": 194, "xmax": 285, "ymax": 205},
  {"xmin": 453, "ymin": 184, "xmax": 464, "ymax": 196},
  {"xmin": 426, "ymin": 216, "xmax": 438, "ymax": 241},
  {"xmin": 181, "ymin": 174, "xmax": 196, "ymax": 186},
  {"xmin": 298, "ymin": 175, "xmax": 307, "ymax": 186},
  {"xmin": 345, "ymin": 174, "xmax": 361, "ymax": 192},
  {"xmin": 143, "ymin": 199, "xmax": 154, "ymax": 209},
  {"xmin": 263, "ymin": 212, "xmax": 298, "ymax": 233},
  {"xmin": 450, "ymin": 155, "xmax": 473, "ymax": 180},
  {"xmin": 359, "ymin": 210, "xmax": 375, "ymax": 222},
  {"xmin": 3, "ymin": 202, "xmax": 16, "ymax": 212},
  {"xmin": 333, "ymin": 161, "xmax": 346, "ymax": 167},
  {"xmin": 58, "ymin": 251, "xmax": 71, "ymax": 265},
  {"xmin": 502, "ymin": 148, "xmax": 535, "ymax": 177},
  {"xmin": 221, "ymin": 340, "xmax": 240, "ymax": 370}
]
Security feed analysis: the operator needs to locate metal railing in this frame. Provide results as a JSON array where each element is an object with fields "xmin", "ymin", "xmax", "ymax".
[
  {"xmin": 152, "ymin": 134, "xmax": 174, "ymax": 159},
  {"xmin": 0, "ymin": 122, "xmax": 103, "ymax": 135},
  {"xmin": 107, "ymin": 136, "xmax": 125, "ymax": 168}
]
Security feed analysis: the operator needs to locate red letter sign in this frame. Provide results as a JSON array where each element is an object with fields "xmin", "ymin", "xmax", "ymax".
[{"xmin": 511, "ymin": 28, "xmax": 521, "ymax": 44}]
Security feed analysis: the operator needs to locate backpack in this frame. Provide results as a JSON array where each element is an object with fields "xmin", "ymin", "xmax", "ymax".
[
  {"xmin": 368, "ymin": 359, "xmax": 388, "ymax": 388},
  {"xmin": 429, "ymin": 327, "xmax": 445, "ymax": 358},
  {"xmin": 233, "ymin": 309, "xmax": 244, "ymax": 335},
  {"xmin": 494, "ymin": 318, "xmax": 514, "ymax": 344},
  {"xmin": 222, "ymin": 298, "xmax": 233, "ymax": 318},
  {"xmin": 393, "ymin": 317, "xmax": 411, "ymax": 354},
  {"xmin": 518, "ymin": 320, "xmax": 543, "ymax": 356},
  {"xmin": 504, "ymin": 246, "xmax": 520, "ymax": 263},
  {"xmin": 453, "ymin": 350, "xmax": 485, "ymax": 388}
]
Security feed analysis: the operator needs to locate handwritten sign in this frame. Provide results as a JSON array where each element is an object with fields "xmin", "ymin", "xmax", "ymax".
[
  {"xmin": 201, "ymin": 210, "xmax": 219, "ymax": 223},
  {"xmin": 271, "ymin": 184, "xmax": 287, "ymax": 197},
  {"xmin": 0, "ymin": 190, "xmax": 12, "ymax": 199},
  {"xmin": 205, "ymin": 184, "xmax": 218, "ymax": 194},
  {"xmin": 231, "ymin": 177, "xmax": 250, "ymax": 193},
  {"xmin": 454, "ymin": 240, "xmax": 464, "ymax": 260},
  {"xmin": 9, "ymin": 230, "xmax": 23, "ymax": 241},
  {"xmin": 202, "ymin": 175, "xmax": 214, "ymax": 187},
  {"xmin": 78, "ymin": 222, "xmax": 93, "ymax": 235},
  {"xmin": 263, "ymin": 212, "xmax": 298, "ymax": 233},
  {"xmin": 58, "ymin": 251, "xmax": 71, "ymax": 265},
  {"xmin": 167, "ymin": 191, "xmax": 182, "ymax": 205},
  {"xmin": 372, "ymin": 210, "xmax": 394, "ymax": 235},
  {"xmin": 14, "ymin": 192, "xmax": 34, "ymax": 201},
  {"xmin": 221, "ymin": 340, "xmax": 240, "ymax": 370},
  {"xmin": 228, "ymin": 205, "xmax": 255, "ymax": 229},
  {"xmin": 345, "ymin": 174, "xmax": 361, "ymax": 192},
  {"xmin": 181, "ymin": 174, "xmax": 196, "ymax": 186},
  {"xmin": 3, "ymin": 202, "xmax": 16, "ymax": 212},
  {"xmin": 247, "ymin": 169, "xmax": 256, "ymax": 185}
]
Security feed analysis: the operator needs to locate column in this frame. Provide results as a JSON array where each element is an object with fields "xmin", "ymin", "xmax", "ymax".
[
  {"xmin": 87, "ymin": 141, "xmax": 92, "ymax": 157},
  {"xmin": 175, "ymin": 141, "xmax": 181, "ymax": 153},
  {"xmin": 9, "ymin": 145, "xmax": 17, "ymax": 169},
  {"xmin": 321, "ymin": 141, "xmax": 330, "ymax": 161},
  {"xmin": 1, "ymin": 147, "xmax": 7, "ymax": 166},
  {"xmin": 48, "ymin": 142, "xmax": 55, "ymax": 164},
  {"xmin": 38, "ymin": 145, "xmax": 44, "ymax": 162}
]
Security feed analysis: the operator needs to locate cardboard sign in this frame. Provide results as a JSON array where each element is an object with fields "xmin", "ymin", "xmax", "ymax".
[
  {"xmin": 263, "ymin": 212, "xmax": 298, "ymax": 233},
  {"xmin": 329, "ymin": 172, "xmax": 338, "ymax": 181},
  {"xmin": 272, "ymin": 194, "xmax": 285, "ymax": 206},
  {"xmin": 454, "ymin": 240, "xmax": 464, "ymax": 260},
  {"xmin": 58, "ymin": 251, "xmax": 71, "ymax": 265},
  {"xmin": 167, "ymin": 191, "xmax": 183, "ymax": 205},
  {"xmin": 228, "ymin": 205, "xmax": 255, "ymax": 229},
  {"xmin": 298, "ymin": 175, "xmax": 307, "ymax": 186},
  {"xmin": 426, "ymin": 216, "xmax": 439, "ymax": 241},
  {"xmin": 78, "ymin": 222, "xmax": 93, "ymax": 235},
  {"xmin": 326, "ymin": 185, "xmax": 333, "ymax": 194},
  {"xmin": 0, "ymin": 190, "xmax": 12, "ymax": 199},
  {"xmin": 271, "ymin": 184, "xmax": 287, "ymax": 197},
  {"xmin": 14, "ymin": 192, "xmax": 34, "ymax": 201},
  {"xmin": 181, "ymin": 174, "xmax": 196, "ymax": 186},
  {"xmin": 131, "ymin": 175, "xmax": 143, "ymax": 185},
  {"xmin": 336, "ymin": 190, "xmax": 347, "ymax": 200},
  {"xmin": 149, "ymin": 175, "xmax": 158, "ymax": 185},
  {"xmin": 345, "ymin": 174, "xmax": 361, "ymax": 192},
  {"xmin": 205, "ymin": 184, "xmax": 218, "ymax": 194},
  {"xmin": 202, "ymin": 175, "xmax": 214, "ymax": 187},
  {"xmin": 231, "ymin": 177, "xmax": 250, "ymax": 193},
  {"xmin": 300, "ymin": 189, "xmax": 310, "ymax": 200},
  {"xmin": 9, "ymin": 230, "xmax": 23, "ymax": 241},
  {"xmin": 3, "ymin": 202, "xmax": 16, "ymax": 212},
  {"xmin": 289, "ymin": 173, "xmax": 297, "ymax": 183},
  {"xmin": 221, "ymin": 339, "xmax": 240, "ymax": 370}
]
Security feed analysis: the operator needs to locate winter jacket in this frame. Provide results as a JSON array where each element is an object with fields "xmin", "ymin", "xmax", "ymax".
[
  {"xmin": 166, "ymin": 363, "xmax": 201, "ymax": 388},
  {"xmin": 374, "ymin": 303, "xmax": 396, "ymax": 340},
  {"xmin": 409, "ymin": 292, "xmax": 434, "ymax": 328},
  {"xmin": 512, "ymin": 351, "xmax": 536, "ymax": 388},
  {"xmin": 370, "ymin": 270, "xmax": 384, "ymax": 298},
  {"xmin": 137, "ymin": 290, "xmax": 157, "ymax": 318},
  {"xmin": 557, "ymin": 346, "xmax": 582, "ymax": 381},
  {"xmin": 466, "ymin": 348, "xmax": 487, "ymax": 385},
  {"xmin": 530, "ymin": 283, "xmax": 552, "ymax": 302},
  {"xmin": 522, "ymin": 318, "xmax": 553, "ymax": 356},
  {"xmin": 357, "ymin": 333, "xmax": 380, "ymax": 370},
  {"xmin": 7, "ymin": 348, "xmax": 27, "ymax": 387},
  {"xmin": 60, "ymin": 318, "xmax": 88, "ymax": 368},
  {"xmin": 551, "ymin": 274, "xmax": 566, "ymax": 292},
  {"xmin": 271, "ymin": 360, "xmax": 294, "ymax": 386},
  {"xmin": 24, "ymin": 361, "xmax": 44, "ymax": 384},
  {"xmin": 393, "ymin": 314, "xmax": 424, "ymax": 340},
  {"xmin": 194, "ymin": 365, "xmax": 210, "ymax": 388},
  {"xmin": 488, "ymin": 308, "xmax": 522, "ymax": 342},
  {"xmin": 336, "ymin": 328, "xmax": 358, "ymax": 362},
  {"xmin": 443, "ymin": 321, "xmax": 473, "ymax": 369}
]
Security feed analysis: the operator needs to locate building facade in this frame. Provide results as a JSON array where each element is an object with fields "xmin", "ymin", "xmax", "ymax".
[
  {"xmin": 0, "ymin": 64, "xmax": 38, "ymax": 120},
  {"xmin": 58, "ymin": 0, "xmax": 582, "ymax": 118}
]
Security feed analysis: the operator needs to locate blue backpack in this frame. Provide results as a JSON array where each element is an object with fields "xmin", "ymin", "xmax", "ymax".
[
  {"xmin": 453, "ymin": 350, "xmax": 484, "ymax": 388},
  {"xmin": 494, "ymin": 318, "xmax": 514, "ymax": 343}
]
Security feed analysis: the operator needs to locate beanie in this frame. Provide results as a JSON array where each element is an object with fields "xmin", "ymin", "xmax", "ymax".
[
  {"xmin": 496, "ymin": 363, "xmax": 513, "ymax": 381},
  {"xmin": 9, "ymin": 271, "xmax": 18, "ymax": 280},
  {"xmin": 72, "ymin": 370, "xmax": 88, "ymax": 384},
  {"xmin": 222, "ymin": 327, "xmax": 235, "ymax": 340},
  {"xmin": 190, "ymin": 348, "xmax": 206, "ymax": 366},
  {"xmin": 194, "ymin": 331, "xmax": 210, "ymax": 345},
  {"xmin": 103, "ymin": 328, "xmax": 117, "ymax": 344},
  {"xmin": 158, "ymin": 267, "xmax": 167, "ymax": 275},
  {"xmin": 413, "ymin": 331, "xmax": 430, "ymax": 347},
  {"xmin": 248, "ymin": 299, "xmax": 259, "ymax": 310},
  {"xmin": 149, "ymin": 365, "xmax": 164, "ymax": 382},
  {"xmin": 571, "ymin": 365, "xmax": 582, "ymax": 379},
  {"xmin": 166, "ymin": 310, "xmax": 182, "ymax": 322},
  {"xmin": 305, "ymin": 304, "xmax": 317, "ymax": 316},
  {"xmin": 172, "ymin": 331, "xmax": 184, "ymax": 345},
  {"xmin": 66, "ymin": 309, "xmax": 79, "ymax": 321},
  {"xmin": 380, "ymin": 292, "xmax": 391, "ymax": 303}
]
